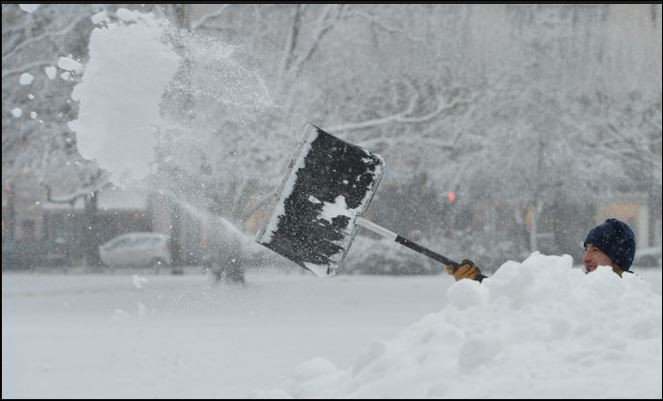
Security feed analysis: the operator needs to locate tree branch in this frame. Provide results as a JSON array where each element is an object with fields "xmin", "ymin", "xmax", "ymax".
[
  {"xmin": 346, "ymin": 9, "xmax": 426, "ymax": 44},
  {"xmin": 2, "ymin": 15, "xmax": 88, "ymax": 61},
  {"xmin": 326, "ymin": 94, "xmax": 472, "ymax": 133},
  {"xmin": 279, "ymin": 5, "xmax": 304, "ymax": 78},
  {"xmin": 2, "ymin": 59, "xmax": 55, "ymax": 79},
  {"xmin": 190, "ymin": 4, "xmax": 232, "ymax": 31},
  {"xmin": 43, "ymin": 178, "xmax": 111, "ymax": 204},
  {"xmin": 289, "ymin": 5, "xmax": 339, "ymax": 78}
]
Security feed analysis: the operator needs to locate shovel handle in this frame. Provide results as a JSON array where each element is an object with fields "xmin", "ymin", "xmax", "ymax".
[
  {"xmin": 394, "ymin": 236, "xmax": 459, "ymax": 267},
  {"xmin": 356, "ymin": 217, "xmax": 460, "ymax": 268}
]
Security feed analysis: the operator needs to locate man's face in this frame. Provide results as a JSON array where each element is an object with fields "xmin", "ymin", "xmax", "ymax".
[{"xmin": 582, "ymin": 244, "xmax": 616, "ymax": 273}]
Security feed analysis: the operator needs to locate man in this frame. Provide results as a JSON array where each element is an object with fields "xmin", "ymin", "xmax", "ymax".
[
  {"xmin": 580, "ymin": 218, "xmax": 636, "ymax": 277},
  {"xmin": 446, "ymin": 218, "xmax": 637, "ymax": 281}
]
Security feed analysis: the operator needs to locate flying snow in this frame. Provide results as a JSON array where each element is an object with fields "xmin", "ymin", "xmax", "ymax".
[
  {"xmin": 57, "ymin": 57, "xmax": 84, "ymax": 74},
  {"xmin": 19, "ymin": 73, "xmax": 33, "ymax": 85},
  {"xmin": 44, "ymin": 66, "xmax": 56, "ymax": 79}
]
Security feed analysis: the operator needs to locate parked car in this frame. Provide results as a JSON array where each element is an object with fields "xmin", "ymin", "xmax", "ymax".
[{"xmin": 99, "ymin": 232, "xmax": 171, "ymax": 270}]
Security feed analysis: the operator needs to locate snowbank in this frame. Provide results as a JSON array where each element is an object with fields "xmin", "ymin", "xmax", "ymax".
[{"xmin": 256, "ymin": 252, "xmax": 662, "ymax": 398}]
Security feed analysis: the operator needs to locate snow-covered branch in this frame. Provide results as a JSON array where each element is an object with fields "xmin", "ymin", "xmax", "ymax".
[
  {"xmin": 346, "ymin": 9, "xmax": 426, "ymax": 44},
  {"xmin": 295, "ymin": 5, "xmax": 342, "ymax": 71},
  {"xmin": 2, "ymin": 15, "xmax": 88, "ymax": 61},
  {"xmin": 44, "ymin": 176, "xmax": 111, "ymax": 204},
  {"xmin": 2, "ymin": 59, "xmax": 54, "ymax": 78},
  {"xmin": 326, "ymin": 94, "xmax": 473, "ymax": 133},
  {"xmin": 191, "ymin": 4, "xmax": 232, "ymax": 31},
  {"xmin": 278, "ymin": 5, "xmax": 304, "ymax": 78},
  {"xmin": 288, "ymin": 5, "xmax": 343, "ymax": 78}
]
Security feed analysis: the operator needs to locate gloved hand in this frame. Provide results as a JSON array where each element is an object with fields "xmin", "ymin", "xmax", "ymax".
[{"xmin": 446, "ymin": 259, "xmax": 483, "ymax": 281}]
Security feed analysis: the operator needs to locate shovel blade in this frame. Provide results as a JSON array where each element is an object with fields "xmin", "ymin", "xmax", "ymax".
[{"xmin": 256, "ymin": 123, "xmax": 385, "ymax": 276}]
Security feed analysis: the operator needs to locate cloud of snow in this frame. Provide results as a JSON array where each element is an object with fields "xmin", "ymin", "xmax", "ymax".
[
  {"xmin": 65, "ymin": 7, "xmax": 275, "ymax": 192},
  {"xmin": 90, "ymin": 11, "xmax": 109, "ymax": 26},
  {"xmin": 115, "ymin": 8, "xmax": 144, "ymax": 22},
  {"xmin": 258, "ymin": 252, "xmax": 662, "ymax": 398},
  {"xmin": 68, "ymin": 10, "xmax": 180, "ymax": 187}
]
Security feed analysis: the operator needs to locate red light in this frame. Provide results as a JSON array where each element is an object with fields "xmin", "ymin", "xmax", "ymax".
[{"xmin": 448, "ymin": 192, "xmax": 457, "ymax": 202}]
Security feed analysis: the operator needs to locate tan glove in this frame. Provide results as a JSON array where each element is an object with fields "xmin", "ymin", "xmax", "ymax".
[{"xmin": 446, "ymin": 259, "xmax": 483, "ymax": 281}]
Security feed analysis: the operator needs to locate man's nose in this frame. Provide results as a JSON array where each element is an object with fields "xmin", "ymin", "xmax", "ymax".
[{"xmin": 582, "ymin": 250, "xmax": 590, "ymax": 264}]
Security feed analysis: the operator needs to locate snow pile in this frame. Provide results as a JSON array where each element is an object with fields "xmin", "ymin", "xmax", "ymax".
[
  {"xmin": 68, "ymin": 10, "xmax": 180, "ymax": 186},
  {"xmin": 257, "ymin": 252, "xmax": 662, "ymax": 398}
]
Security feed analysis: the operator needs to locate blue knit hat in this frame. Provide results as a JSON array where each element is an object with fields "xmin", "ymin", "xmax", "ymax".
[{"xmin": 583, "ymin": 218, "xmax": 636, "ymax": 271}]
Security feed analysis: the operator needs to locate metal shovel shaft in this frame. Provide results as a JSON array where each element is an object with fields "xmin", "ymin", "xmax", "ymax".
[{"xmin": 356, "ymin": 217, "xmax": 460, "ymax": 268}]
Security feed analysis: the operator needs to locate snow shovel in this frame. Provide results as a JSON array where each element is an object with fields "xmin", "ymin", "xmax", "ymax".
[{"xmin": 255, "ymin": 123, "xmax": 461, "ymax": 277}]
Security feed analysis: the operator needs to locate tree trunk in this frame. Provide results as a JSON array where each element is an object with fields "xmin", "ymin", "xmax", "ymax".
[
  {"xmin": 83, "ymin": 191, "xmax": 101, "ymax": 268},
  {"xmin": 169, "ymin": 202, "xmax": 184, "ymax": 274},
  {"xmin": 6, "ymin": 182, "xmax": 16, "ymax": 240},
  {"xmin": 529, "ymin": 197, "xmax": 544, "ymax": 252}
]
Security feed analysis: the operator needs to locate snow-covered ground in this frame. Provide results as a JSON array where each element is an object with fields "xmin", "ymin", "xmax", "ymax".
[
  {"xmin": 3, "ymin": 254, "xmax": 661, "ymax": 398},
  {"xmin": 2, "ymin": 266, "xmax": 451, "ymax": 398}
]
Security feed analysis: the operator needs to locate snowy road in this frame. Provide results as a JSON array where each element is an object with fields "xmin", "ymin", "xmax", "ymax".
[{"xmin": 2, "ymin": 268, "xmax": 452, "ymax": 398}]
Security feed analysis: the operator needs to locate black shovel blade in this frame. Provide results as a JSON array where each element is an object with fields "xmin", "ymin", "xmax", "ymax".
[{"xmin": 256, "ymin": 123, "xmax": 385, "ymax": 276}]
